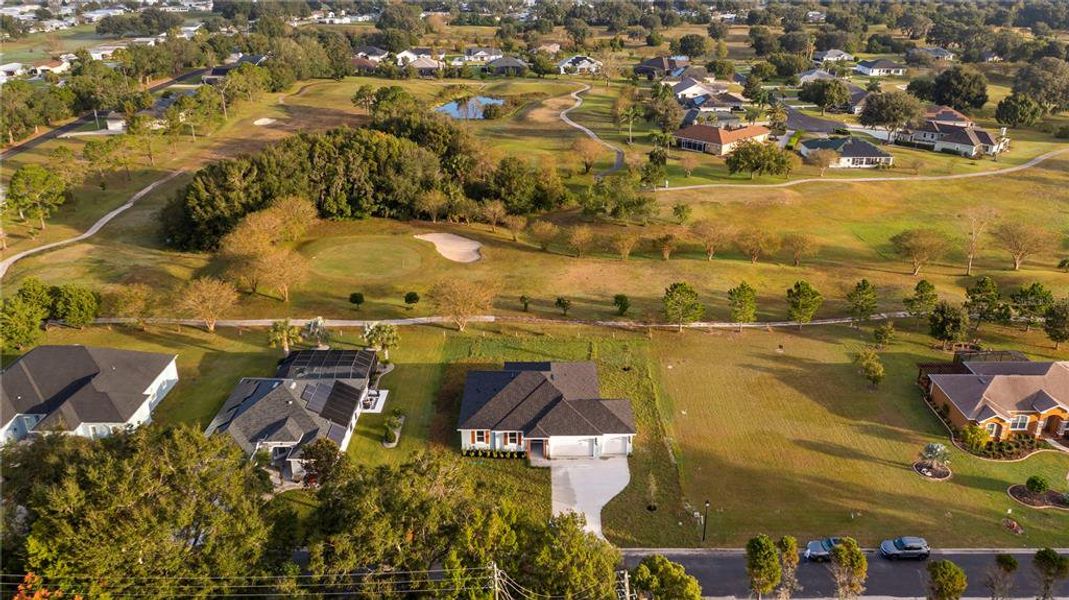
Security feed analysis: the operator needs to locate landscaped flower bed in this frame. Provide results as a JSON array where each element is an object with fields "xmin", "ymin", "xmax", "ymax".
[
  {"xmin": 462, "ymin": 449, "xmax": 527, "ymax": 459},
  {"xmin": 973, "ymin": 435, "xmax": 1047, "ymax": 460},
  {"xmin": 1008, "ymin": 485, "xmax": 1069, "ymax": 510}
]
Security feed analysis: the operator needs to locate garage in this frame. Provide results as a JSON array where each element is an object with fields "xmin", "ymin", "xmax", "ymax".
[
  {"xmin": 601, "ymin": 435, "xmax": 630, "ymax": 456},
  {"xmin": 551, "ymin": 438, "xmax": 595, "ymax": 458}
]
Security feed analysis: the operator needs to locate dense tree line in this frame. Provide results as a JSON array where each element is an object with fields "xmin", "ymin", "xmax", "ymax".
[
  {"xmin": 95, "ymin": 8, "xmax": 184, "ymax": 37},
  {"xmin": 164, "ymin": 86, "xmax": 569, "ymax": 251},
  {"xmin": 1, "ymin": 428, "xmax": 622, "ymax": 598}
]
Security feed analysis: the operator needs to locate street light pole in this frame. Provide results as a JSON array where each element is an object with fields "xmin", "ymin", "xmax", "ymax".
[{"xmin": 702, "ymin": 499, "xmax": 710, "ymax": 542}]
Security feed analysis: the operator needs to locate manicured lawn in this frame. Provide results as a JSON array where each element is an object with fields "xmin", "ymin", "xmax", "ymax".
[{"xmin": 652, "ymin": 324, "xmax": 1069, "ymax": 547}]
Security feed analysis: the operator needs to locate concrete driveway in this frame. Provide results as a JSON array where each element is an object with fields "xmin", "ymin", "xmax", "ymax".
[{"xmin": 550, "ymin": 457, "xmax": 630, "ymax": 539}]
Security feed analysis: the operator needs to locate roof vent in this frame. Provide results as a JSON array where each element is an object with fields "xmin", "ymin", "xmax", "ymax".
[{"xmin": 289, "ymin": 381, "xmax": 297, "ymax": 389}]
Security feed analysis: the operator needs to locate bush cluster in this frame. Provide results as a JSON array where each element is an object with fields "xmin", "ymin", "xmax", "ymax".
[{"xmin": 462, "ymin": 449, "xmax": 527, "ymax": 459}]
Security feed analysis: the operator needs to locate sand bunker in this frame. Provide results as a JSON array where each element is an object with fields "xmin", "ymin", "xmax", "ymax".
[
  {"xmin": 253, "ymin": 118, "xmax": 277, "ymax": 126},
  {"xmin": 414, "ymin": 233, "xmax": 482, "ymax": 263}
]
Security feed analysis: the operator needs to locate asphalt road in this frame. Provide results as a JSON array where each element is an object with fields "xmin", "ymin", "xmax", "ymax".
[
  {"xmin": 785, "ymin": 105, "xmax": 845, "ymax": 133},
  {"xmin": 0, "ymin": 68, "xmax": 206, "ymax": 161},
  {"xmin": 621, "ymin": 549, "xmax": 1069, "ymax": 598}
]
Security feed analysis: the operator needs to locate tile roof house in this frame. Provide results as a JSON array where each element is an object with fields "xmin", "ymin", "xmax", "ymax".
[
  {"xmin": 457, "ymin": 362, "xmax": 635, "ymax": 460},
  {"xmin": 206, "ymin": 349, "xmax": 383, "ymax": 481},
  {"xmin": 673, "ymin": 123, "xmax": 770, "ymax": 156},
  {"xmin": 855, "ymin": 59, "xmax": 906, "ymax": 77},
  {"xmin": 901, "ymin": 120, "xmax": 1008, "ymax": 157},
  {"xmin": 926, "ymin": 361, "xmax": 1069, "ymax": 440},
  {"xmin": 1, "ymin": 346, "xmax": 178, "ymax": 443},
  {"xmin": 799, "ymin": 137, "xmax": 894, "ymax": 168}
]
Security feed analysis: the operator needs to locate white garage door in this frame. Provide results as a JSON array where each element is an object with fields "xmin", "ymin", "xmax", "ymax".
[
  {"xmin": 602, "ymin": 436, "xmax": 629, "ymax": 456},
  {"xmin": 552, "ymin": 438, "xmax": 594, "ymax": 458}
]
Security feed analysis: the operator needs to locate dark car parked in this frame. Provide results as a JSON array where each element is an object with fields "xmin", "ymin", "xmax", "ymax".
[
  {"xmin": 879, "ymin": 536, "xmax": 931, "ymax": 560},
  {"xmin": 804, "ymin": 537, "xmax": 842, "ymax": 562}
]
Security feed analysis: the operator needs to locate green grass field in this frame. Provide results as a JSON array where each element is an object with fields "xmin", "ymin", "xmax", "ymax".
[{"xmin": 653, "ymin": 324, "xmax": 1069, "ymax": 547}]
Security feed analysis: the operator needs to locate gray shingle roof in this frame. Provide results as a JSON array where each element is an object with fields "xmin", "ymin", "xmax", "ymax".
[
  {"xmin": 800, "ymin": 137, "xmax": 891, "ymax": 158},
  {"xmin": 457, "ymin": 362, "xmax": 634, "ymax": 437},
  {"xmin": 1, "ymin": 345, "xmax": 175, "ymax": 431},
  {"xmin": 929, "ymin": 361, "xmax": 1069, "ymax": 421}
]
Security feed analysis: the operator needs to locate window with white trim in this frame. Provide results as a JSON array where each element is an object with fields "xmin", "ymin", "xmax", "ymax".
[
  {"xmin": 506, "ymin": 432, "xmax": 521, "ymax": 445},
  {"xmin": 1009, "ymin": 415, "xmax": 1029, "ymax": 431},
  {"xmin": 475, "ymin": 430, "xmax": 488, "ymax": 444},
  {"xmin": 985, "ymin": 422, "xmax": 999, "ymax": 436}
]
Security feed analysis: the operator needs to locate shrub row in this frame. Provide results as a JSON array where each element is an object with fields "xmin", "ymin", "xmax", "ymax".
[{"xmin": 462, "ymin": 449, "xmax": 527, "ymax": 459}]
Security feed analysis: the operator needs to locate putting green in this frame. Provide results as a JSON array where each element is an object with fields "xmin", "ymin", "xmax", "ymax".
[{"xmin": 303, "ymin": 236, "xmax": 425, "ymax": 281}]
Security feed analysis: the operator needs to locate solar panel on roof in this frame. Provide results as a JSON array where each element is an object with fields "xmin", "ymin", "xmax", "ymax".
[{"xmin": 306, "ymin": 384, "xmax": 330, "ymax": 413}]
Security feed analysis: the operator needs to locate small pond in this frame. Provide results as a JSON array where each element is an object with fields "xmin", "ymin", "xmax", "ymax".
[{"xmin": 434, "ymin": 96, "xmax": 504, "ymax": 119}]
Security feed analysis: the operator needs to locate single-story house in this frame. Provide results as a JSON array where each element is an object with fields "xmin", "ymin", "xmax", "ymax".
[
  {"xmin": 0, "ymin": 62, "xmax": 26, "ymax": 79},
  {"xmin": 687, "ymin": 91, "xmax": 747, "ymax": 113},
  {"xmin": 1, "ymin": 346, "xmax": 178, "ymax": 444},
  {"xmin": 847, "ymin": 84, "xmax": 869, "ymax": 114},
  {"xmin": 203, "ymin": 54, "xmax": 268, "ymax": 84},
  {"xmin": 813, "ymin": 49, "xmax": 854, "ymax": 63},
  {"xmin": 805, "ymin": 10, "xmax": 826, "ymax": 23},
  {"xmin": 457, "ymin": 362, "xmax": 635, "ymax": 460},
  {"xmin": 106, "ymin": 90, "xmax": 196, "ymax": 131},
  {"xmin": 911, "ymin": 47, "xmax": 955, "ymax": 62},
  {"xmin": 407, "ymin": 56, "xmax": 445, "ymax": 77},
  {"xmin": 673, "ymin": 123, "xmax": 770, "ymax": 155},
  {"xmin": 558, "ymin": 55, "xmax": 601, "ymax": 75},
  {"xmin": 901, "ymin": 120, "xmax": 1008, "ymax": 157},
  {"xmin": 206, "ymin": 349, "xmax": 384, "ymax": 481},
  {"xmin": 351, "ymin": 56, "xmax": 377, "ymax": 74},
  {"xmin": 925, "ymin": 360, "xmax": 1069, "ymax": 440},
  {"xmin": 464, "ymin": 47, "xmax": 503, "ymax": 63},
  {"xmin": 925, "ymin": 104, "xmax": 974, "ymax": 127},
  {"xmin": 354, "ymin": 45, "xmax": 389, "ymax": 62},
  {"xmin": 855, "ymin": 59, "xmax": 906, "ymax": 77},
  {"xmin": 30, "ymin": 59, "xmax": 70, "ymax": 76},
  {"xmin": 979, "ymin": 51, "xmax": 1003, "ymax": 63},
  {"xmin": 798, "ymin": 68, "xmax": 837, "ymax": 83},
  {"xmin": 486, "ymin": 56, "xmax": 528, "ymax": 76},
  {"xmin": 799, "ymin": 137, "xmax": 894, "ymax": 168},
  {"xmin": 670, "ymin": 76, "xmax": 721, "ymax": 100},
  {"xmin": 664, "ymin": 64, "xmax": 711, "ymax": 82},
  {"xmin": 88, "ymin": 45, "xmax": 127, "ymax": 61},
  {"xmin": 397, "ymin": 47, "xmax": 445, "ymax": 65},
  {"xmin": 634, "ymin": 55, "xmax": 688, "ymax": 80}
]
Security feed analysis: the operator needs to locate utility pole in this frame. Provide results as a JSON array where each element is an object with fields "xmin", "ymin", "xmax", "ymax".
[
  {"xmin": 490, "ymin": 561, "xmax": 501, "ymax": 600},
  {"xmin": 615, "ymin": 569, "xmax": 636, "ymax": 600}
]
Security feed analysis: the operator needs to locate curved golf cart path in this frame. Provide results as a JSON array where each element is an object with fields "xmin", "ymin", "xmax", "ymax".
[
  {"xmin": 0, "ymin": 171, "xmax": 185, "ymax": 280},
  {"xmin": 560, "ymin": 82, "xmax": 626, "ymax": 175}
]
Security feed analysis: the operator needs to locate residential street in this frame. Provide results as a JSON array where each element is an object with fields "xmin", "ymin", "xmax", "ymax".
[
  {"xmin": 621, "ymin": 549, "xmax": 1069, "ymax": 598},
  {"xmin": 0, "ymin": 68, "xmax": 206, "ymax": 161}
]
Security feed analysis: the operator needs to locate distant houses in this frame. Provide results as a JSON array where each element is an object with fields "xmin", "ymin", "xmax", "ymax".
[
  {"xmin": 1, "ymin": 346, "xmax": 178, "ymax": 444},
  {"xmin": 673, "ymin": 124, "xmax": 770, "ymax": 156},
  {"xmin": 910, "ymin": 47, "xmax": 955, "ymax": 62},
  {"xmin": 486, "ymin": 56, "xmax": 527, "ymax": 76},
  {"xmin": 558, "ymin": 55, "xmax": 601, "ymax": 75},
  {"xmin": 464, "ymin": 47, "xmax": 503, "ymax": 63},
  {"xmin": 354, "ymin": 46, "xmax": 389, "ymax": 63},
  {"xmin": 798, "ymin": 68, "xmax": 837, "ymax": 83},
  {"xmin": 855, "ymin": 59, "xmax": 906, "ymax": 77},
  {"xmin": 799, "ymin": 137, "xmax": 894, "ymax": 168},
  {"xmin": 899, "ymin": 120, "xmax": 1009, "ymax": 157},
  {"xmin": 812, "ymin": 49, "xmax": 853, "ymax": 64}
]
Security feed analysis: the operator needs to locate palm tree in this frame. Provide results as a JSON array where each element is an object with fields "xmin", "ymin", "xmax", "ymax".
[
  {"xmin": 649, "ymin": 130, "xmax": 675, "ymax": 148},
  {"xmin": 267, "ymin": 319, "xmax": 302, "ymax": 356},
  {"xmin": 766, "ymin": 104, "xmax": 788, "ymax": 130},
  {"xmin": 620, "ymin": 105, "xmax": 643, "ymax": 144},
  {"xmin": 365, "ymin": 323, "xmax": 400, "ymax": 360}
]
